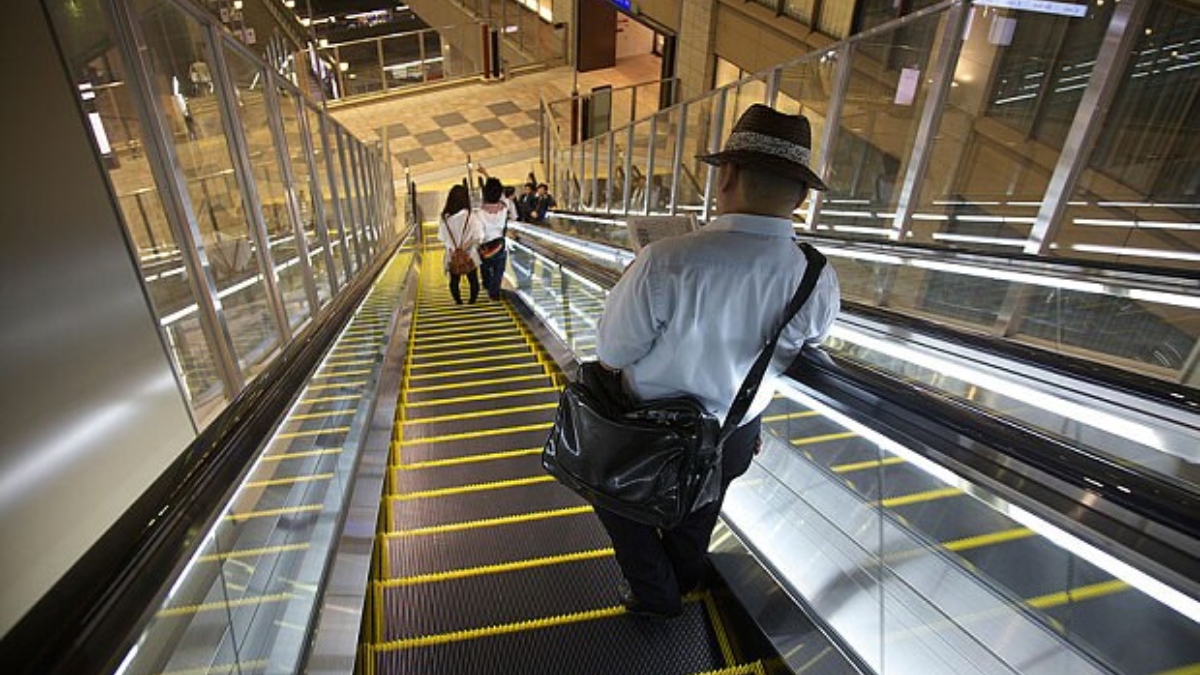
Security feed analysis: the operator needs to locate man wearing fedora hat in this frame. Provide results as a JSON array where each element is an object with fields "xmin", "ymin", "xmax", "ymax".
[{"xmin": 594, "ymin": 104, "xmax": 841, "ymax": 619}]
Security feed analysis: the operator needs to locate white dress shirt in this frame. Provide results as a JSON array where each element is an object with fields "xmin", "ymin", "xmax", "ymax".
[
  {"xmin": 596, "ymin": 213, "xmax": 840, "ymax": 426},
  {"xmin": 437, "ymin": 209, "xmax": 483, "ymax": 270}
]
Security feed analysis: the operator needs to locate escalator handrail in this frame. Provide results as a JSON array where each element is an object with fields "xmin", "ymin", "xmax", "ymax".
[
  {"xmin": 0, "ymin": 228, "xmax": 412, "ymax": 675},
  {"xmin": 785, "ymin": 348, "xmax": 1200, "ymax": 596}
]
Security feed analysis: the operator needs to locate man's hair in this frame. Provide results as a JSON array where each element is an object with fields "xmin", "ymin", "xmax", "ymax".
[
  {"xmin": 734, "ymin": 164, "xmax": 809, "ymax": 207},
  {"xmin": 482, "ymin": 177, "xmax": 503, "ymax": 203},
  {"xmin": 537, "ymin": 183, "xmax": 548, "ymax": 191},
  {"xmin": 503, "ymin": 185, "xmax": 516, "ymax": 198}
]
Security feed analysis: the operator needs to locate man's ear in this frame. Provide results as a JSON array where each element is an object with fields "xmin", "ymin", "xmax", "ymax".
[{"xmin": 717, "ymin": 162, "xmax": 738, "ymax": 193}]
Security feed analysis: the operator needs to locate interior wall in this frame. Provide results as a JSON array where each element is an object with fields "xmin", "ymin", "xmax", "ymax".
[
  {"xmin": 616, "ymin": 13, "xmax": 656, "ymax": 60},
  {"xmin": 0, "ymin": 0, "xmax": 196, "ymax": 637}
]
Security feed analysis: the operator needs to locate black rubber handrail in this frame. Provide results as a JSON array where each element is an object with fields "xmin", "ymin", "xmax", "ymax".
[
  {"xmin": 787, "ymin": 349, "xmax": 1200, "ymax": 590},
  {"xmin": 0, "ymin": 231, "xmax": 411, "ymax": 675}
]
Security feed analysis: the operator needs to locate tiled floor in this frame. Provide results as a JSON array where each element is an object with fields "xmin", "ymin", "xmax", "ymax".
[{"xmin": 332, "ymin": 54, "xmax": 664, "ymax": 191}]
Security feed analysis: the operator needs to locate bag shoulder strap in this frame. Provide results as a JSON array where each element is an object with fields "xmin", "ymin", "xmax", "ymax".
[
  {"xmin": 719, "ymin": 242, "xmax": 827, "ymax": 442},
  {"xmin": 445, "ymin": 212, "xmax": 471, "ymax": 249}
]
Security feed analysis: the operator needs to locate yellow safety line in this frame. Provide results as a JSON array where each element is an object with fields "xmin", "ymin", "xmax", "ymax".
[
  {"xmin": 276, "ymin": 426, "xmax": 350, "ymax": 439},
  {"xmin": 288, "ymin": 409, "xmax": 356, "ymax": 422},
  {"xmin": 314, "ymin": 369, "xmax": 373, "ymax": 378},
  {"xmin": 416, "ymin": 315, "xmax": 512, "ymax": 331},
  {"xmin": 156, "ymin": 660, "xmax": 270, "ymax": 675},
  {"xmin": 762, "ymin": 410, "xmax": 821, "ymax": 423},
  {"xmin": 305, "ymin": 381, "xmax": 367, "ymax": 391},
  {"xmin": 942, "ymin": 528, "xmax": 1035, "ymax": 552},
  {"xmin": 322, "ymin": 358, "xmax": 376, "ymax": 367},
  {"xmin": 404, "ymin": 374, "xmax": 549, "ymax": 394},
  {"xmin": 408, "ymin": 349, "xmax": 534, "ymax": 370},
  {"xmin": 379, "ymin": 548, "xmax": 614, "ymax": 587},
  {"xmin": 414, "ymin": 327, "xmax": 520, "ymax": 344},
  {"xmin": 391, "ymin": 475, "xmax": 555, "ymax": 501},
  {"xmin": 261, "ymin": 448, "xmax": 341, "ymax": 462},
  {"xmin": 832, "ymin": 456, "xmax": 907, "ymax": 473},
  {"xmin": 416, "ymin": 319, "xmax": 516, "ymax": 337},
  {"xmin": 1026, "ymin": 579, "xmax": 1128, "ymax": 609},
  {"xmin": 406, "ymin": 361, "xmax": 542, "ymax": 382},
  {"xmin": 300, "ymin": 394, "xmax": 361, "ymax": 405},
  {"xmin": 410, "ymin": 343, "xmax": 534, "ymax": 361},
  {"xmin": 246, "ymin": 473, "xmax": 334, "ymax": 489},
  {"xmin": 702, "ymin": 592, "xmax": 737, "ymax": 666},
  {"xmin": 373, "ymin": 606, "xmax": 627, "ymax": 651},
  {"xmin": 404, "ymin": 387, "xmax": 560, "ymax": 408},
  {"xmin": 402, "ymin": 421, "xmax": 552, "ymax": 445},
  {"xmin": 227, "ymin": 504, "xmax": 322, "ymax": 521},
  {"xmin": 384, "ymin": 505, "xmax": 593, "ymax": 538},
  {"xmin": 688, "ymin": 662, "xmax": 768, "ymax": 675},
  {"xmin": 396, "ymin": 447, "xmax": 541, "ymax": 470},
  {"xmin": 158, "ymin": 592, "xmax": 292, "ymax": 617},
  {"xmin": 1151, "ymin": 665, "xmax": 1200, "ymax": 675},
  {"xmin": 879, "ymin": 487, "xmax": 962, "ymax": 508},
  {"xmin": 198, "ymin": 542, "xmax": 310, "ymax": 562},
  {"xmin": 403, "ymin": 402, "xmax": 558, "ymax": 425},
  {"xmin": 791, "ymin": 431, "xmax": 858, "ymax": 446},
  {"xmin": 410, "ymin": 335, "xmax": 528, "ymax": 352}
]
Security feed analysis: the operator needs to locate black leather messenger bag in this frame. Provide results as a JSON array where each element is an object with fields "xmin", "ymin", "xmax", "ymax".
[{"xmin": 542, "ymin": 244, "xmax": 826, "ymax": 529}]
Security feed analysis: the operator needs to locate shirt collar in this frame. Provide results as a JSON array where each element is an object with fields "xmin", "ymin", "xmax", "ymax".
[{"xmin": 705, "ymin": 213, "xmax": 797, "ymax": 238}]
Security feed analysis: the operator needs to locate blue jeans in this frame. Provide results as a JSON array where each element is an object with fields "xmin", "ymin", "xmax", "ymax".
[{"xmin": 479, "ymin": 247, "xmax": 507, "ymax": 300}]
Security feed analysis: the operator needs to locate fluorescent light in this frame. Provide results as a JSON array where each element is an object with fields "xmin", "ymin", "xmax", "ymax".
[
  {"xmin": 819, "ymin": 249, "xmax": 905, "ymax": 265},
  {"xmin": 931, "ymin": 233, "xmax": 1027, "ymax": 247},
  {"xmin": 831, "ymin": 225, "xmax": 891, "ymax": 236},
  {"xmin": 910, "ymin": 258, "xmax": 1108, "ymax": 294},
  {"xmin": 1071, "ymin": 244, "xmax": 1200, "ymax": 263},
  {"xmin": 1073, "ymin": 218, "xmax": 1200, "ymax": 231}
]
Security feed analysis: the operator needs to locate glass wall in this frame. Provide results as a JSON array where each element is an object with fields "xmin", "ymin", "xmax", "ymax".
[{"xmin": 47, "ymin": 0, "xmax": 396, "ymax": 426}]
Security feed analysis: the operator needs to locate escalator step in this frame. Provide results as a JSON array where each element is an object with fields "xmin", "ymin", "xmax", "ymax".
[
  {"xmin": 393, "ymin": 451, "xmax": 545, "ymax": 493},
  {"xmin": 388, "ymin": 480, "xmax": 586, "ymax": 532},
  {"xmin": 405, "ymin": 375, "xmax": 558, "ymax": 404},
  {"xmin": 403, "ymin": 408, "xmax": 557, "ymax": 437},
  {"xmin": 398, "ymin": 427, "xmax": 555, "ymax": 463},
  {"xmin": 373, "ymin": 596, "xmax": 726, "ymax": 675},
  {"xmin": 385, "ymin": 509, "xmax": 608, "ymax": 578},
  {"xmin": 402, "ymin": 388, "xmax": 561, "ymax": 420}
]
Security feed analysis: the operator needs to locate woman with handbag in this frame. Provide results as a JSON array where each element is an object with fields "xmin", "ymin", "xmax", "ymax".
[
  {"xmin": 437, "ymin": 184, "xmax": 483, "ymax": 305},
  {"xmin": 474, "ymin": 177, "xmax": 510, "ymax": 301}
]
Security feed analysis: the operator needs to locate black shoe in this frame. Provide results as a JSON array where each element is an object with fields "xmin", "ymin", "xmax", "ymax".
[{"xmin": 617, "ymin": 581, "xmax": 681, "ymax": 621}]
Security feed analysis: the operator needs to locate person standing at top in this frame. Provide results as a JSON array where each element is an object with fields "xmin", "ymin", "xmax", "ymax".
[
  {"xmin": 593, "ymin": 104, "xmax": 841, "ymax": 619},
  {"xmin": 437, "ymin": 184, "xmax": 483, "ymax": 305},
  {"xmin": 474, "ymin": 178, "xmax": 510, "ymax": 301},
  {"xmin": 530, "ymin": 183, "xmax": 556, "ymax": 223}
]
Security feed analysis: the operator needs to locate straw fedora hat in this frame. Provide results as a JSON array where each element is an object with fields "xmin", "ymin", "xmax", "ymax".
[{"xmin": 698, "ymin": 104, "xmax": 828, "ymax": 191}]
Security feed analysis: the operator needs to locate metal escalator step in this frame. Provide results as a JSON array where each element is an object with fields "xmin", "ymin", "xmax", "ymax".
[
  {"xmin": 389, "ymin": 480, "xmax": 585, "ymax": 532},
  {"xmin": 408, "ymin": 351, "xmax": 536, "ymax": 374},
  {"xmin": 402, "ymin": 408, "xmax": 557, "ymax": 438},
  {"xmin": 402, "ymin": 389, "xmax": 561, "ymax": 420},
  {"xmin": 380, "ymin": 555, "xmax": 615, "ymax": 639},
  {"xmin": 372, "ymin": 600, "xmax": 726, "ymax": 675},
  {"xmin": 405, "ymin": 375, "xmax": 558, "ymax": 403},
  {"xmin": 393, "ymin": 452, "xmax": 545, "ymax": 493},
  {"xmin": 405, "ymin": 363, "xmax": 549, "ymax": 389},
  {"xmin": 398, "ymin": 428, "xmax": 554, "ymax": 463},
  {"xmin": 385, "ymin": 509, "xmax": 608, "ymax": 578}
]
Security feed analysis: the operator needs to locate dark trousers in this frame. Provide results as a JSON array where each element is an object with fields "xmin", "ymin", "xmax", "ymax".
[
  {"xmin": 449, "ymin": 268, "xmax": 479, "ymax": 304},
  {"xmin": 479, "ymin": 248, "xmax": 507, "ymax": 300},
  {"xmin": 594, "ymin": 415, "xmax": 761, "ymax": 614}
]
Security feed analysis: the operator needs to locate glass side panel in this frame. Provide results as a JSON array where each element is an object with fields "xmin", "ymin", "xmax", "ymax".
[
  {"xmin": 911, "ymin": 3, "xmax": 1117, "ymax": 253},
  {"xmin": 675, "ymin": 102, "xmax": 707, "ymax": 216},
  {"xmin": 650, "ymin": 108, "xmax": 679, "ymax": 215},
  {"xmin": 1056, "ymin": 2, "xmax": 1200, "ymax": 271},
  {"xmin": 132, "ymin": 0, "xmax": 280, "ymax": 383},
  {"xmin": 335, "ymin": 127, "xmax": 364, "ymax": 267},
  {"xmin": 305, "ymin": 103, "xmax": 347, "ymax": 291},
  {"xmin": 380, "ymin": 31, "xmax": 424, "ymax": 89},
  {"xmin": 818, "ymin": 10, "xmax": 942, "ymax": 240},
  {"xmin": 336, "ymin": 40, "xmax": 384, "ymax": 97},
  {"xmin": 47, "ymin": 0, "xmax": 226, "ymax": 421},
  {"xmin": 278, "ymin": 85, "xmax": 331, "ymax": 313}
]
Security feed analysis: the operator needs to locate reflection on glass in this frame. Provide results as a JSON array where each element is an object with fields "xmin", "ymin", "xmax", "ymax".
[
  {"xmin": 49, "ymin": 0, "xmax": 226, "ymax": 420},
  {"xmin": 276, "ymin": 83, "xmax": 326, "ymax": 321},
  {"xmin": 304, "ymin": 103, "xmax": 347, "ymax": 291},
  {"xmin": 133, "ymin": 0, "xmax": 281, "ymax": 382}
]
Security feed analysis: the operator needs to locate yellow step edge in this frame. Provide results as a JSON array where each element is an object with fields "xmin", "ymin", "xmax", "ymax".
[
  {"xmin": 261, "ymin": 448, "xmax": 341, "ymax": 462},
  {"xmin": 405, "ymin": 374, "xmax": 551, "ymax": 394},
  {"xmin": 395, "ymin": 447, "xmax": 541, "ymax": 470},
  {"xmin": 416, "ymin": 315, "xmax": 513, "ymax": 331},
  {"xmin": 400, "ymin": 421, "xmax": 552, "ymax": 445},
  {"xmin": 372, "ymin": 606, "xmax": 624, "ymax": 651},
  {"xmin": 409, "ymin": 343, "xmax": 531, "ymax": 361},
  {"xmin": 379, "ymin": 548, "xmax": 614, "ymax": 587},
  {"xmin": 158, "ymin": 592, "xmax": 292, "ymax": 618},
  {"xmin": 832, "ymin": 456, "xmax": 907, "ymax": 474},
  {"xmin": 878, "ymin": 487, "xmax": 962, "ymax": 508},
  {"xmin": 415, "ymin": 319, "xmax": 516, "ymax": 336},
  {"xmin": 288, "ymin": 409, "xmax": 356, "ymax": 422},
  {"xmin": 384, "ymin": 505, "xmax": 594, "ymax": 538},
  {"xmin": 299, "ymin": 394, "xmax": 361, "ymax": 405},
  {"xmin": 1026, "ymin": 579, "xmax": 1128, "ymax": 609},
  {"xmin": 276, "ymin": 426, "xmax": 350, "ymax": 439},
  {"xmin": 246, "ymin": 473, "xmax": 334, "ymax": 489},
  {"xmin": 305, "ymin": 381, "xmax": 367, "ymax": 392},
  {"xmin": 321, "ymin": 358, "xmax": 376, "ymax": 367},
  {"xmin": 226, "ymin": 504, "xmax": 322, "ymax": 521},
  {"xmin": 688, "ymin": 661, "xmax": 768, "ymax": 675},
  {"xmin": 413, "ymin": 327, "xmax": 524, "ymax": 345},
  {"xmin": 390, "ymin": 475, "xmax": 556, "ymax": 501},
  {"xmin": 762, "ymin": 410, "xmax": 821, "ymax": 423},
  {"xmin": 197, "ymin": 542, "xmax": 310, "ymax": 562},
  {"xmin": 702, "ymin": 591, "xmax": 736, "ymax": 666},
  {"xmin": 403, "ymin": 386, "xmax": 560, "ymax": 408},
  {"xmin": 408, "ymin": 350, "xmax": 535, "ymax": 371},
  {"xmin": 403, "ymin": 402, "xmax": 558, "ymax": 426},
  {"xmin": 943, "ymin": 528, "xmax": 1035, "ymax": 552},
  {"xmin": 406, "ymin": 361, "xmax": 544, "ymax": 382},
  {"xmin": 410, "ymin": 335, "xmax": 528, "ymax": 352},
  {"xmin": 790, "ymin": 431, "xmax": 858, "ymax": 446}
]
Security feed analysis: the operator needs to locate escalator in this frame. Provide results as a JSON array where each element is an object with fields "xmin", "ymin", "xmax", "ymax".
[{"xmin": 359, "ymin": 227, "xmax": 778, "ymax": 674}]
